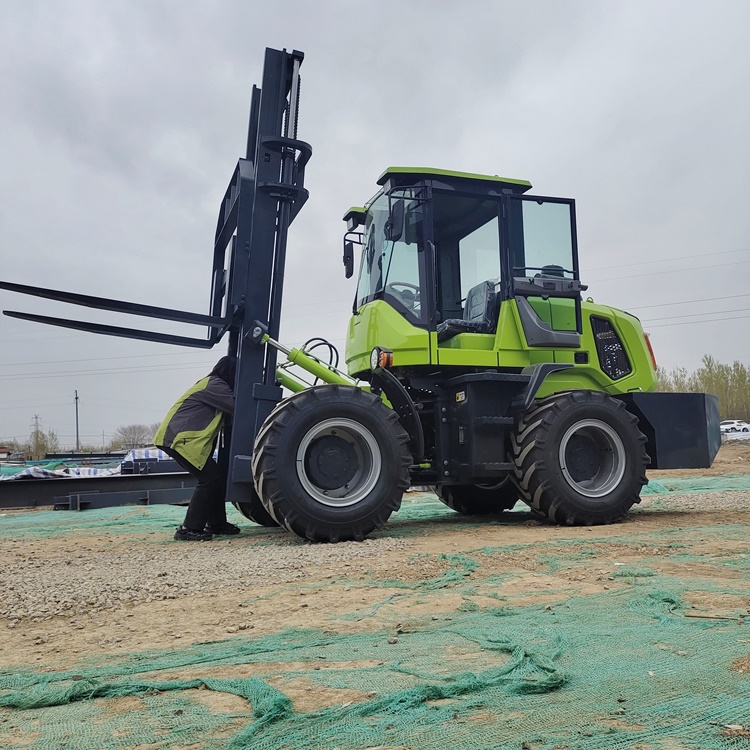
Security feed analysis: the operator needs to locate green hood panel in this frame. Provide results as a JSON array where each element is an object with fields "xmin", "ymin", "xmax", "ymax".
[
  {"xmin": 345, "ymin": 297, "xmax": 657, "ymax": 397},
  {"xmin": 346, "ymin": 301, "xmax": 431, "ymax": 376}
]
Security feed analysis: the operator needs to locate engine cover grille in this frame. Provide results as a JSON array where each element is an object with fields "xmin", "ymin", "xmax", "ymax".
[{"xmin": 591, "ymin": 316, "xmax": 632, "ymax": 380}]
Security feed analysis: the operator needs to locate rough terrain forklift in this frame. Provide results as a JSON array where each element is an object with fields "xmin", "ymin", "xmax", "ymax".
[{"xmin": 0, "ymin": 48, "xmax": 720, "ymax": 542}]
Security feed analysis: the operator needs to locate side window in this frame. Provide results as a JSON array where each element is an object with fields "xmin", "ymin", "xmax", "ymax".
[
  {"xmin": 522, "ymin": 200, "xmax": 574, "ymax": 272},
  {"xmin": 509, "ymin": 198, "xmax": 576, "ymax": 277},
  {"xmin": 433, "ymin": 193, "xmax": 501, "ymax": 321},
  {"xmin": 458, "ymin": 216, "xmax": 501, "ymax": 299}
]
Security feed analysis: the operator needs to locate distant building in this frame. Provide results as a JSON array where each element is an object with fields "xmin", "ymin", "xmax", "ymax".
[{"xmin": 0, "ymin": 446, "xmax": 10, "ymax": 461}]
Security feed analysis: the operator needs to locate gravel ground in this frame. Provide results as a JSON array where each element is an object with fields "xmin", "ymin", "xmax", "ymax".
[
  {"xmin": 0, "ymin": 535, "xmax": 410, "ymax": 624},
  {"xmin": 637, "ymin": 488, "xmax": 750, "ymax": 512},
  {"xmin": 2, "ymin": 488, "xmax": 749, "ymax": 625}
]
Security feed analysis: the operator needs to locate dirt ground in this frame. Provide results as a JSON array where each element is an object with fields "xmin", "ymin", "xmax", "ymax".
[{"xmin": 2, "ymin": 441, "xmax": 750, "ymax": 747}]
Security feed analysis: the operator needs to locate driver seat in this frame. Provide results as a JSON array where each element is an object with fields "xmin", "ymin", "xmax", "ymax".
[{"xmin": 437, "ymin": 280, "xmax": 498, "ymax": 342}]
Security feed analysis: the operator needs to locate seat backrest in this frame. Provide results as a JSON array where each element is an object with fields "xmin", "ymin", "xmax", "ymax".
[
  {"xmin": 463, "ymin": 280, "xmax": 497, "ymax": 327},
  {"xmin": 538, "ymin": 264, "xmax": 565, "ymax": 279}
]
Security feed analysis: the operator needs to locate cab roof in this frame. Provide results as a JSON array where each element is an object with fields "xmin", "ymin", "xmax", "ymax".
[
  {"xmin": 343, "ymin": 168, "xmax": 533, "ymax": 228},
  {"xmin": 377, "ymin": 166, "xmax": 532, "ymax": 192}
]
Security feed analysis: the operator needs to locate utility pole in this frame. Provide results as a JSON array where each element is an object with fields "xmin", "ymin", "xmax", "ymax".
[
  {"xmin": 74, "ymin": 390, "xmax": 80, "ymax": 451},
  {"xmin": 30, "ymin": 414, "xmax": 42, "ymax": 459}
]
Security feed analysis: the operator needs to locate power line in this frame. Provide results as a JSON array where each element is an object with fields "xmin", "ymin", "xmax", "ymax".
[
  {"xmin": 0, "ymin": 350, "xmax": 212, "ymax": 368},
  {"xmin": 51, "ymin": 433, "xmax": 116, "ymax": 438},
  {"xmin": 642, "ymin": 307, "xmax": 750, "ymax": 324},
  {"xmin": 628, "ymin": 293, "xmax": 750, "ymax": 311},
  {"xmin": 588, "ymin": 259, "xmax": 750, "ymax": 284},
  {"xmin": 0, "ymin": 361, "xmax": 216, "ymax": 382},
  {"xmin": 646, "ymin": 312, "xmax": 750, "ymax": 328},
  {"xmin": 1, "ymin": 402, "xmax": 72, "ymax": 411},
  {"xmin": 586, "ymin": 247, "xmax": 750, "ymax": 272},
  {"xmin": 0, "ymin": 331, "xmax": 94, "ymax": 346}
]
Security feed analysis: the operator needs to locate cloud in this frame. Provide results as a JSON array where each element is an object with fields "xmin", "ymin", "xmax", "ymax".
[{"xmin": 0, "ymin": 0, "xmax": 748, "ymax": 443}]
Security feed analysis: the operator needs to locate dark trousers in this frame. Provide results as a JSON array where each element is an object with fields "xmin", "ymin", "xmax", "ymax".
[{"xmin": 161, "ymin": 447, "xmax": 228, "ymax": 530}]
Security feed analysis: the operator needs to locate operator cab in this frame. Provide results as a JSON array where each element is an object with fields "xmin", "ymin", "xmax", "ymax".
[{"xmin": 343, "ymin": 167, "xmax": 585, "ymax": 371}]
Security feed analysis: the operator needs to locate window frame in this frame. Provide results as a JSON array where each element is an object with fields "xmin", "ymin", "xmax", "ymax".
[{"xmin": 501, "ymin": 193, "xmax": 580, "ymax": 299}]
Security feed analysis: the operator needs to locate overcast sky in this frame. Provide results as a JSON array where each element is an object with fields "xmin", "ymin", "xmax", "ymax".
[{"xmin": 1, "ymin": 0, "xmax": 748, "ymax": 448}]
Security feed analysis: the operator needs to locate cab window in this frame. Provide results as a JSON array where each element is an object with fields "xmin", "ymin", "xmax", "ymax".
[{"xmin": 355, "ymin": 193, "xmax": 425, "ymax": 322}]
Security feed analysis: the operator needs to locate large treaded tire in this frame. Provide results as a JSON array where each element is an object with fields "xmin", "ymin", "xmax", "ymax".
[
  {"xmin": 511, "ymin": 391, "xmax": 648, "ymax": 525},
  {"xmin": 436, "ymin": 480, "xmax": 520, "ymax": 515},
  {"xmin": 252, "ymin": 385, "xmax": 411, "ymax": 542},
  {"xmin": 232, "ymin": 486, "xmax": 279, "ymax": 528}
]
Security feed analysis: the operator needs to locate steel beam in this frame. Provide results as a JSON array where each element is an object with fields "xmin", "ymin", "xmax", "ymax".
[{"xmin": 0, "ymin": 473, "xmax": 196, "ymax": 510}]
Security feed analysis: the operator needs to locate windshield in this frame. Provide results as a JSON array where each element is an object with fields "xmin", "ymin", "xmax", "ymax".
[{"xmin": 355, "ymin": 193, "xmax": 424, "ymax": 321}]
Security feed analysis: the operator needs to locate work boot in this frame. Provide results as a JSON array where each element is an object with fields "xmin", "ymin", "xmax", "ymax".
[
  {"xmin": 204, "ymin": 521, "xmax": 241, "ymax": 536},
  {"xmin": 174, "ymin": 525, "xmax": 213, "ymax": 542}
]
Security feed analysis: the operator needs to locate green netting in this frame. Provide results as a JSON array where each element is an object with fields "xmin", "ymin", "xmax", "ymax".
[
  {"xmin": 643, "ymin": 473, "xmax": 750, "ymax": 494},
  {"xmin": 0, "ymin": 460, "xmax": 120, "ymax": 477},
  {"xmin": 0, "ymin": 504, "xmax": 195, "ymax": 538},
  {"xmin": 2, "ymin": 583, "xmax": 749, "ymax": 749},
  {"xmin": 1, "ymin": 474, "xmax": 749, "ymax": 749}
]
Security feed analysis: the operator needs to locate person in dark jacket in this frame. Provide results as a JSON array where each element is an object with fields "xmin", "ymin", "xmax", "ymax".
[{"xmin": 154, "ymin": 356, "xmax": 239, "ymax": 541}]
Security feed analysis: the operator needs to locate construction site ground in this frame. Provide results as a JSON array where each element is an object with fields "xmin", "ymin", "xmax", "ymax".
[{"xmin": 2, "ymin": 441, "xmax": 750, "ymax": 749}]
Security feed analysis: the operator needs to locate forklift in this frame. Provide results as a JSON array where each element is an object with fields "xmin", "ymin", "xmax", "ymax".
[{"xmin": 0, "ymin": 47, "xmax": 720, "ymax": 542}]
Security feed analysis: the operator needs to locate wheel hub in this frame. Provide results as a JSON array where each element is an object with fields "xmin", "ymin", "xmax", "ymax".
[
  {"xmin": 304, "ymin": 434, "xmax": 358, "ymax": 489},
  {"xmin": 558, "ymin": 418, "xmax": 626, "ymax": 498},
  {"xmin": 296, "ymin": 418, "xmax": 382, "ymax": 507},
  {"xmin": 565, "ymin": 434, "xmax": 602, "ymax": 483}
]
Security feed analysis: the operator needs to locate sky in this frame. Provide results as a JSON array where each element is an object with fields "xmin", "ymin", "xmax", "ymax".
[{"xmin": 0, "ymin": 0, "xmax": 748, "ymax": 449}]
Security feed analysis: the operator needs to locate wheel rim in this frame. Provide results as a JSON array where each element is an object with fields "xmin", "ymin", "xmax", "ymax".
[
  {"xmin": 296, "ymin": 418, "xmax": 381, "ymax": 507},
  {"xmin": 558, "ymin": 418, "xmax": 626, "ymax": 498}
]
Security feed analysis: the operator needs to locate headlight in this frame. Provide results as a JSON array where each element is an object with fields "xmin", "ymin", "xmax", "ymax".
[{"xmin": 370, "ymin": 347, "xmax": 393, "ymax": 370}]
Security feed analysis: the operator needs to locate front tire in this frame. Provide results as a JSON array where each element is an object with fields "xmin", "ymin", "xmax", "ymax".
[
  {"xmin": 252, "ymin": 385, "xmax": 411, "ymax": 542},
  {"xmin": 436, "ymin": 480, "xmax": 520, "ymax": 515},
  {"xmin": 232, "ymin": 486, "xmax": 279, "ymax": 528},
  {"xmin": 511, "ymin": 391, "xmax": 648, "ymax": 525}
]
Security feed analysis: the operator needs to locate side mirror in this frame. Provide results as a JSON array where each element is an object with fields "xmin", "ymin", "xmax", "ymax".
[
  {"xmin": 384, "ymin": 199, "xmax": 404, "ymax": 242},
  {"xmin": 343, "ymin": 240, "xmax": 354, "ymax": 278},
  {"xmin": 404, "ymin": 205, "xmax": 424, "ymax": 246}
]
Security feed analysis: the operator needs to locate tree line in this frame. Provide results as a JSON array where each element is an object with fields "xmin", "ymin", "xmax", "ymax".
[
  {"xmin": 4, "ymin": 423, "xmax": 161, "ymax": 460},
  {"xmin": 656, "ymin": 355, "xmax": 750, "ymax": 421}
]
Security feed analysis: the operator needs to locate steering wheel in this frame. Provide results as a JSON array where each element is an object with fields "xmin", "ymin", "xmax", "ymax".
[{"xmin": 386, "ymin": 282, "xmax": 421, "ymax": 312}]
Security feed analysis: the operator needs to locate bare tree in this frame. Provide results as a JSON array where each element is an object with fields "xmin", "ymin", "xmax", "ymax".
[
  {"xmin": 24, "ymin": 427, "xmax": 61, "ymax": 460},
  {"xmin": 656, "ymin": 355, "xmax": 750, "ymax": 421},
  {"xmin": 111, "ymin": 424, "xmax": 156, "ymax": 450}
]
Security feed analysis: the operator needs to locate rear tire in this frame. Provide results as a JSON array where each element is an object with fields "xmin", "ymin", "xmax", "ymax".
[
  {"xmin": 253, "ymin": 385, "xmax": 411, "ymax": 542},
  {"xmin": 436, "ymin": 480, "xmax": 520, "ymax": 515},
  {"xmin": 511, "ymin": 391, "xmax": 648, "ymax": 525},
  {"xmin": 232, "ymin": 486, "xmax": 279, "ymax": 527}
]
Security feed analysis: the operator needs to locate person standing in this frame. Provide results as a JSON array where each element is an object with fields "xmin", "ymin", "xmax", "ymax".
[{"xmin": 154, "ymin": 356, "xmax": 239, "ymax": 541}]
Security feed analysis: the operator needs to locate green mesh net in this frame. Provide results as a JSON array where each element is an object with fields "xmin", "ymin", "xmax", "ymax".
[
  {"xmin": 2, "ymin": 586, "xmax": 749, "ymax": 749},
  {"xmin": 1, "ymin": 475, "xmax": 749, "ymax": 749}
]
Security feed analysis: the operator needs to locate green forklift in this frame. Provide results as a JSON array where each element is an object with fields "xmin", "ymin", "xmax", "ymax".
[{"xmin": 253, "ymin": 166, "xmax": 719, "ymax": 541}]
